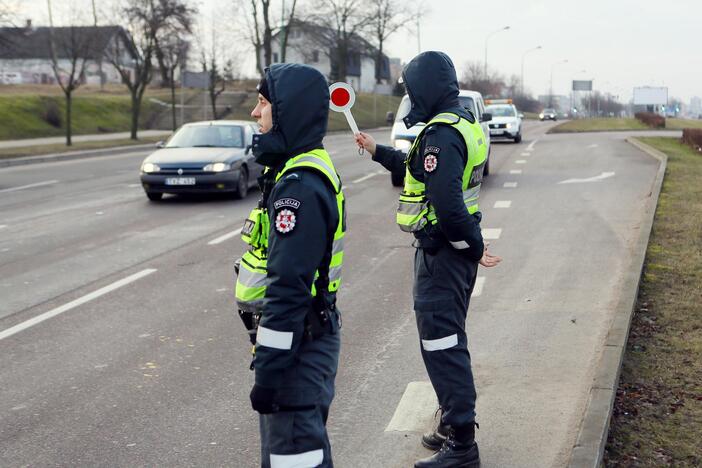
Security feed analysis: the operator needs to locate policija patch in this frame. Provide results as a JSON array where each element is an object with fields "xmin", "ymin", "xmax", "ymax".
[
  {"xmin": 424, "ymin": 153, "xmax": 438, "ymax": 172},
  {"xmin": 275, "ymin": 209, "xmax": 297, "ymax": 234}
]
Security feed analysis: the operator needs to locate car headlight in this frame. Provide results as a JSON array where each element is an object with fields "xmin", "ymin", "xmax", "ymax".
[
  {"xmin": 203, "ymin": 162, "xmax": 231, "ymax": 172},
  {"xmin": 539, "ymin": 113, "xmax": 544, "ymax": 118},
  {"xmin": 393, "ymin": 139, "xmax": 412, "ymax": 151},
  {"xmin": 506, "ymin": 123, "xmax": 512, "ymax": 129},
  {"xmin": 142, "ymin": 162, "xmax": 160, "ymax": 173}
]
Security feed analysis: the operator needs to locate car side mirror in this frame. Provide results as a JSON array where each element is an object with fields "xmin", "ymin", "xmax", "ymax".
[
  {"xmin": 518, "ymin": 113, "xmax": 524, "ymax": 118},
  {"xmin": 155, "ymin": 140, "xmax": 166, "ymax": 148},
  {"xmin": 385, "ymin": 111, "xmax": 395, "ymax": 124},
  {"xmin": 246, "ymin": 144, "xmax": 252, "ymax": 154},
  {"xmin": 481, "ymin": 113, "xmax": 492, "ymax": 122}
]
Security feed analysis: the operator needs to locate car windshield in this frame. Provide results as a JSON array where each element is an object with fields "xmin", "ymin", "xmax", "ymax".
[
  {"xmin": 486, "ymin": 105, "xmax": 516, "ymax": 117},
  {"xmin": 459, "ymin": 96, "xmax": 476, "ymax": 115},
  {"xmin": 544, "ymin": 108, "xmax": 556, "ymax": 113},
  {"xmin": 166, "ymin": 125, "xmax": 244, "ymax": 148}
]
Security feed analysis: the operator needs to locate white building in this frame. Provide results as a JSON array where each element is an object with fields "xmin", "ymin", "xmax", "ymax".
[
  {"xmin": 265, "ymin": 21, "xmax": 391, "ymax": 93},
  {"xmin": 0, "ymin": 22, "xmax": 137, "ymax": 86}
]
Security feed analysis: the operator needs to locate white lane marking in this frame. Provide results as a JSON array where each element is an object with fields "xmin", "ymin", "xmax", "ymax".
[
  {"xmin": 504, "ymin": 182, "xmax": 518, "ymax": 188},
  {"xmin": 385, "ymin": 381, "xmax": 438, "ymax": 432},
  {"xmin": 0, "ymin": 269, "xmax": 157, "ymax": 341},
  {"xmin": 510, "ymin": 169, "xmax": 523, "ymax": 174},
  {"xmin": 0, "ymin": 224, "xmax": 7, "ymax": 230},
  {"xmin": 352, "ymin": 172, "xmax": 378, "ymax": 184},
  {"xmin": 208, "ymin": 227, "xmax": 243, "ymax": 245},
  {"xmin": 516, "ymin": 159, "xmax": 527, "ymax": 164},
  {"xmin": 0, "ymin": 180, "xmax": 59, "ymax": 194},
  {"xmin": 521, "ymin": 152, "xmax": 531, "ymax": 156},
  {"xmin": 558, "ymin": 172, "xmax": 615, "ymax": 185},
  {"xmin": 471, "ymin": 276, "xmax": 486, "ymax": 297},
  {"xmin": 494, "ymin": 200, "xmax": 511, "ymax": 208},
  {"xmin": 527, "ymin": 139, "xmax": 538, "ymax": 151},
  {"xmin": 127, "ymin": 183, "xmax": 141, "ymax": 188},
  {"xmin": 588, "ymin": 144, "xmax": 599, "ymax": 148},
  {"xmin": 482, "ymin": 228, "xmax": 502, "ymax": 240}
]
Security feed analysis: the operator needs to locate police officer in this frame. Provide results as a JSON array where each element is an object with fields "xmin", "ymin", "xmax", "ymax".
[
  {"xmin": 356, "ymin": 51, "xmax": 501, "ymax": 468},
  {"xmin": 235, "ymin": 63, "xmax": 345, "ymax": 468}
]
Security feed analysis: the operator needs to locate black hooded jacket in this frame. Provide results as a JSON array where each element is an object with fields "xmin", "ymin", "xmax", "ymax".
[
  {"xmin": 373, "ymin": 51, "xmax": 484, "ymax": 260},
  {"xmin": 252, "ymin": 64, "xmax": 341, "ymax": 390}
]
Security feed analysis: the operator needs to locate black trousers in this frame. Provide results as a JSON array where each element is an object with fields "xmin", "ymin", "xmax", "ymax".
[
  {"xmin": 259, "ymin": 313, "xmax": 340, "ymax": 468},
  {"xmin": 413, "ymin": 245, "xmax": 479, "ymax": 427}
]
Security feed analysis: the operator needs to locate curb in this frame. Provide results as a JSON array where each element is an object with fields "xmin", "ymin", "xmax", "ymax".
[
  {"xmin": 0, "ymin": 144, "xmax": 157, "ymax": 168},
  {"xmin": 567, "ymin": 137, "xmax": 668, "ymax": 468}
]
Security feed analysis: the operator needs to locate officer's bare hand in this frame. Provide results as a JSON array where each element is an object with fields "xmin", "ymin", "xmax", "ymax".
[
  {"xmin": 479, "ymin": 247, "xmax": 502, "ymax": 268},
  {"xmin": 355, "ymin": 132, "xmax": 376, "ymax": 156}
]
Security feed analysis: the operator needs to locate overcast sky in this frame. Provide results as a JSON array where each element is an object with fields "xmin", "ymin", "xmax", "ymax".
[{"xmin": 15, "ymin": 0, "xmax": 702, "ymax": 103}]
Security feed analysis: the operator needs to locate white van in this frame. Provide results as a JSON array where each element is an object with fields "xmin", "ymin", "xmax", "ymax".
[{"xmin": 388, "ymin": 90, "xmax": 493, "ymax": 186}]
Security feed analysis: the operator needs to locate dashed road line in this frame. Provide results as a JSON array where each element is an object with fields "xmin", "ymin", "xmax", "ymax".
[
  {"xmin": 510, "ymin": 169, "xmax": 522, "ymax": 174},
  {"xmin": 471, "ymin": 276, "xmax": 486, "ymax": 297},
  {"xmin": 0, "ymin": 180, "xmax": 59, "ymax": 194},
  {"xmin": 0, "ymin": 224, "xmax": 7, "ymax": 230},
  {"xmin": 516, "ymin": 160, "xmax": 527, "ymax": 164},
  {"xmin": 494, "ymin": 200, "xmax": 511, "ymax": 208},
  {"xmin": 521, "ymin": 152, "xmax": 531, "ymax": 156},
  {"xmin": 482, "ymin": 228, "xmax": 502, "ymax": 240},
  {"xmin": 504, "ymin": 182, "xmax": 518, "ymax": 188},
  {"xmin": 208, "ymin": 227, "xmax": 243, "ymax": 245},
  {"xmin": 0, "ymin": 269, "xmax": 158, "ymax": 341},
  {"xmin": 352, "ymin": 170, "xmax": 385, "ymax": 184},
  {"xmin": 385, "ymin": 381, "xmax": 438, "ymax": 432}
]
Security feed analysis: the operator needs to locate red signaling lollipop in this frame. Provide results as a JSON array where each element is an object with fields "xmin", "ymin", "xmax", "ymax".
[{"xmin": 329, "ymin": 82, "xmax": 363, "ymax": 154}]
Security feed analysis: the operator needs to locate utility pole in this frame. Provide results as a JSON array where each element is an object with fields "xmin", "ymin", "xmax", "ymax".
[
  {"xmin": 484, "ymin": 26, "xmax": 510, "ymax": 80},
  {"xmin": 520, "ymin": 45, "xmax": 541, "ymax": 96},
  {"xmin": 416, "ymin": 17, "xmax": 421, "ymax": 54}
]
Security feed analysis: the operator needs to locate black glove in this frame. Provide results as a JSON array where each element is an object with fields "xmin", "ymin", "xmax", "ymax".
[{"xmin": 250, "ymin": 384, "xmax": 278, "ymax": 414}]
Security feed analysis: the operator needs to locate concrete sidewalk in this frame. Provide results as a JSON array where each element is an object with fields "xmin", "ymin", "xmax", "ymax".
[{"xmin": 0, "ymin": 130, "xmax": 172, "ymax": 149}]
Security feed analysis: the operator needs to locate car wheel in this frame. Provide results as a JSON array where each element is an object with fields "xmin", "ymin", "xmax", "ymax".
[
  {"xmin": 234, "ymin": 167, "xmax": 249, "ymax": 199},
  {"xmin": 391, "ymin": 169, "xmax": 405, "ymax": 187},
  {"xmin": 514, "ymin": 133, "xmax": 522, "ymax": 143},
  {"xmin": 146, "ymin": 191, "xmax": 163, "ymax": 201}
]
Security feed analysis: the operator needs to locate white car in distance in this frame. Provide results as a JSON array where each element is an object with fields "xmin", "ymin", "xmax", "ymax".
[{"xmin": 485, "ymin": 99, "xmax": 523, "ymax": 143}]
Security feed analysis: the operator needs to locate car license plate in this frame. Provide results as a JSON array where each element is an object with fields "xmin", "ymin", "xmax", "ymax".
[
  {"xmin": 490, "ymin": 129, "xmax": 501, "ymax": 135},
  {"xmin": 165, "ymin": 177, "xmax": 196, "ymax": 185}
]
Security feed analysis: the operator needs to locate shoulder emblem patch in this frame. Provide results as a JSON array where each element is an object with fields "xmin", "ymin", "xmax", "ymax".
[
  {"xmin": 424, "ymin": 145, "xmax": 441, "ymax": 155},
  {"xmin": 424, "ymin": 154, "xmax": 438, "ymax": 172},
  {"xmin": 275, "ymin": 209, "xmax": 297, "ymax": 234}
]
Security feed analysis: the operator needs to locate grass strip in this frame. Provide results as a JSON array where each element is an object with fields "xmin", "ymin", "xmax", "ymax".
[
  {"xmin": 548, "ymin": 118, "xmax": 648, "ymax": 133},
  {"xmin": 0, "ymin": 136, "xmax": 163, "ymax": 160},
  {"xmin": 604, "ymin": 137, "xmax": 702, "ymax": 467}
]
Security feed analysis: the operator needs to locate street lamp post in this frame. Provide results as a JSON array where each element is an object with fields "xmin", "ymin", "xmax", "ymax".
[
  {"xmin": 484, "ymin": 26, "xmax": 510, "ymax": 80},
  {"xmin": 520, "ymin": 45, "xmax": 542, "ymax": 95},
  {"xmin": 549, "ymin": 59, "xmax": 568, "ymax": 107}
]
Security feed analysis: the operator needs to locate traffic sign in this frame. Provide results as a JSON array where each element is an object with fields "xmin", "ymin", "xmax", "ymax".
[{"xmin": 329, "ymin": 82, "xmax": 360, "ymax": 135}]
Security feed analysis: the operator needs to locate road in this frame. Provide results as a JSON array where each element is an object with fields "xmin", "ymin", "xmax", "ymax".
[{"xmin": 0, "ymin": 121, "xmax": 662, "ymax": 467}]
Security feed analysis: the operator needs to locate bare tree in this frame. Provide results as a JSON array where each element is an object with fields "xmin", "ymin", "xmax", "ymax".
[
  {"xmin": 307, "ymin": 0, "xmax": 371, "ymax": 82},
  {"xmin": 279, "ymin": 0, "xmax": 299, "ymax": 63},
  {"xmin": 161, "ymin": 35, "xmax": 189, "ymax": 129},
  {"xmin": 106, "ymin": 1, "xmax": 156, "ymax": 140},
  {"xmin": 365, "ymin": 0, "xmax": 409, "ymax": 84},
  {"xmin": 460, "ymin": 60, "xmax": 504, "ymax": 98},
  {"xmin": 200, "ymin": 38, "xmax": 232, "ymax": 120},
  {"xmin": 46, "ymin": 3, "xmax": 97, "ymax": 146},
  {"xmin": 151, "ymin": 0, "xmax": 196, "ymax": 86}
]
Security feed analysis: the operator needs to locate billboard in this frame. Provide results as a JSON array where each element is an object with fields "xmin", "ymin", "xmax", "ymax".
[
  {"xmin": 633, "ymin": 87, "xmax": 668, "ymax": 106},
  {"xmin": 572, "ymin": 80, "xmax": 592, "ymax": 91}
]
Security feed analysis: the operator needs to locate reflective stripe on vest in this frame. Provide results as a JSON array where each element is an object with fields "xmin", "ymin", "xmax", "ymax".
[
  {"xmin": 235, "ymin": 149, "xmax": 345, "ymax": 312},
  {"xmin": 396, "ymin": 112, "xmax": 487, "ymax": 233}
]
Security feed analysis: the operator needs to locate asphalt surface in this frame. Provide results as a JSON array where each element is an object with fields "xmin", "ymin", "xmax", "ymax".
[{"xmin": 0, "ymin": 121, "xmax": 661, "ymax": 467}]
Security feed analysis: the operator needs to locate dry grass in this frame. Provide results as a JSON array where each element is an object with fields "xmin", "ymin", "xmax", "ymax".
[{"xmin": 604, "ymin": 137, "xmax": 702, "ymax": 467}]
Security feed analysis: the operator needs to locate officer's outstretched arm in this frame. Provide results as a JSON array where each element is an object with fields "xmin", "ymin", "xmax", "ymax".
[
  {"xmin": 356, "ymin": 131, "xmax": 406, "ymax": 173},
  {"xmin": 253, "ymin": 172, "xmax": 333, "ymax": 389},
  {"xmin": 423, "ymin": 126, "xmax": 484, "ymax": 261}
]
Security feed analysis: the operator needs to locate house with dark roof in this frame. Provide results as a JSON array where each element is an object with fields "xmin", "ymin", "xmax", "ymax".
[
  {"xmin": 265, "ymin": 20, "xmax": 392, "ymax": 93},
  {"xmin": 0, "ymin": 21, "xmax": 137, "ymax": 85}
]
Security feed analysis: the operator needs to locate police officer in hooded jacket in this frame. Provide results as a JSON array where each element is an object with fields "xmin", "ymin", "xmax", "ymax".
[
  {"xmin": 239, "ymin": 63, "xmax": 345, "ymax": 468},
  {"xmin": 356, "ymin": 52, "xmax": 501, "ymax": 468}
]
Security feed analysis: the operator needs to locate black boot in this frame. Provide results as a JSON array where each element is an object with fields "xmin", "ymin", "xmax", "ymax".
[
  {"xmin": 414, "ymin": 425, "xmax": 480, "ymax": 468},
  {"xmin": 421, "ymin": 422, "xmax": 450, "ymax": 451}
]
